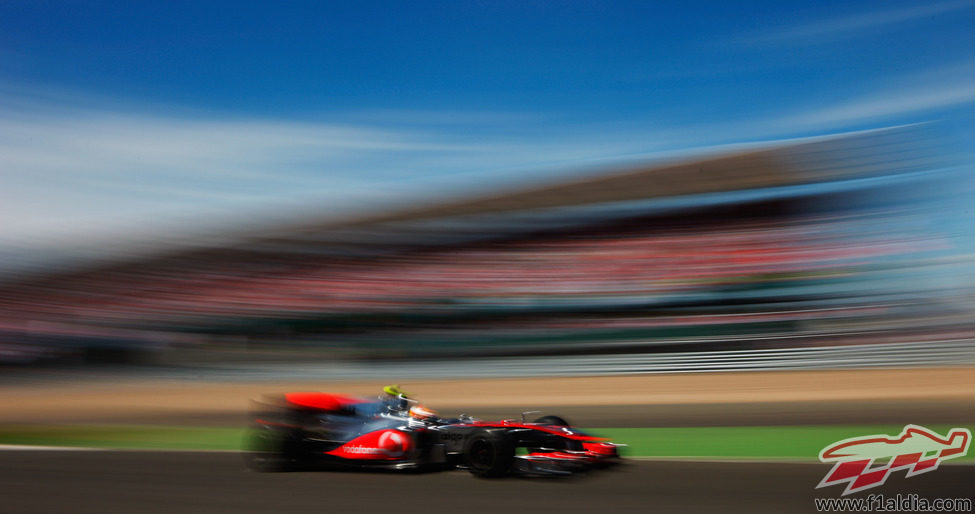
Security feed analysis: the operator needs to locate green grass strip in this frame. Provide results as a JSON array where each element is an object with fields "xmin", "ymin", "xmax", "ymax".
[
  {"xmin": 0, "ymin": 424, "xmax": 971, "ymax": 462},
  {"xmin": 0, "ymin": 425, "xmax": 246, "ymax": 451},
  {"xmin": 590, "ymin": 426, "xmax": 975, "ymax": 462}
]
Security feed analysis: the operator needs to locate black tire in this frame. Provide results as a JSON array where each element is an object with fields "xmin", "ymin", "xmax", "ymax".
[
  {"xmin": 464, "ymin": 429, "xmax": 515, "ymax": 478},
  {"xmin": 243, "ymin": 425, "xmax": 304, "ymax": 472},
  {"xmin": 533, "ymin": 415, "xmax": 570, "ymax": 427}
]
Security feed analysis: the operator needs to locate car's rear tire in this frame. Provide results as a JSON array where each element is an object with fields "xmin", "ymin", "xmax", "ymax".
[
  {"xmin": 243, "ymin": 425, "xmax": 304, "ymax": 472},
  {"xmin": 464, "ymin": 429, "xmax": 514, "ymax": 477},
  {"xmin": 533, "ymin": 415, "xmax": 570, "ymax": 427}
]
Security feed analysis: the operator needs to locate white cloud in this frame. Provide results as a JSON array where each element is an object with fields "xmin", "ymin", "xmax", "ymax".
[
  {"xmin": 738, "ymin": 0, "xmax": 975, "ymax": 46},
  {"xmin": 774, "ymin": 61, "xmax": 975, "ymax": 130},
  {"xmin": 784, "ymin": 84, "xmax": 975, "ymax": 128},
  {"xmin": 0, "ymin": 92, "xmax": 683, "ymax": 251},
  {"xmin": 338, "ymin": 108, "xmax": 543, "ymax": 126}
]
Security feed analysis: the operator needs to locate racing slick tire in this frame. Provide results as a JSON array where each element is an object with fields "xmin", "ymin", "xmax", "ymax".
[
  {"xmin": 533, "ymin": 415, "xmax": 570, "ymax": 427},
  {"xmin": 243, "ymin": 425, "xmax": 306, "ymax": 472},
  {"xmin": 464, "ymin": 429, "xmax": 515, "ymax": 478}
]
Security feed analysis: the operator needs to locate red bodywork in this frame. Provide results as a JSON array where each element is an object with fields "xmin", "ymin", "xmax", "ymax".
[{"xmin": 284, "ymin": 392, "xmax": 366, "ymax": 411}]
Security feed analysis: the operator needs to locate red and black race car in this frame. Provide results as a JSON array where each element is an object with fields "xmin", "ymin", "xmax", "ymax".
[{"xmin": 244, "ymin": 386, "xmax": 621, "ymax": 477}]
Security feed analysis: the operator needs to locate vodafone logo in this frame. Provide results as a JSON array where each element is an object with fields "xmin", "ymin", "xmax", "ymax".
[
  {"xmin": 343, "ymin": 446, "xmax": 382, "ymax": 455},
  {"xmin": 378, "ymin": 430, "xmax": 407, "ymax": 457}
]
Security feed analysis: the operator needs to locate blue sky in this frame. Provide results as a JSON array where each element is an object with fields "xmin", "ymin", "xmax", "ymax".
[{"xmin": 1, "ymin": 0, "xmax": 974, "ymax": 264}]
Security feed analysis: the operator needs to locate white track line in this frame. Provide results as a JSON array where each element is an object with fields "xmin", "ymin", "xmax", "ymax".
[{"xmin": 0, "ymin": 444, "xmax": 102, "ymax": 451}]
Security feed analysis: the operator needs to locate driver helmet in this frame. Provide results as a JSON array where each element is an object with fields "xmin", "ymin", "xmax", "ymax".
[{"xmin": 408, "ymin": 404, "xmax": 438, "ymax": 421}]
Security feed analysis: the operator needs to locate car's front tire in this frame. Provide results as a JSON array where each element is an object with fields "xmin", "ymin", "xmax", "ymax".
[{"xmin": 464, "ymin": 429, "xmax": 514, "ymax": 478}]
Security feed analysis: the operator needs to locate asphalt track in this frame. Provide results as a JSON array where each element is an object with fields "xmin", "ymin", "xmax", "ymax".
[{"xmin": 1, "ymin": 450, "xmax": 972, "ymax": 514}]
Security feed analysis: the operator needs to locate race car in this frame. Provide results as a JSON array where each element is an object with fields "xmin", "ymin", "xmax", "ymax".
[{"xmin": 243, "ymin": 386, "xmax": 622, "ymax": 477}]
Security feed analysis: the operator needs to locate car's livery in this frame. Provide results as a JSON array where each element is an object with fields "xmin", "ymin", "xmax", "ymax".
[{"xmin": 244, "ymin": 391, "xmax": 622, "ymax": 477}]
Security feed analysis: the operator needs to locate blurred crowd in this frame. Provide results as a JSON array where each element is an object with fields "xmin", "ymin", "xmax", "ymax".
[{"xmin": 1, "ymin": 196, "xmax": 969, "ymax": 362}]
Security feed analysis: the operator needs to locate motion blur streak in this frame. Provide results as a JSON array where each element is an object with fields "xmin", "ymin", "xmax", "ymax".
[{"xmin": 0, "ymin": 127, "xmax": 972, "ymax": 367}]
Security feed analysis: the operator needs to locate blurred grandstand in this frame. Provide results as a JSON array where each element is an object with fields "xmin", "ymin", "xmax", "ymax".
[{"xmin": 1, "ymin": 127, "xmax": 974, "ymax": 364}]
